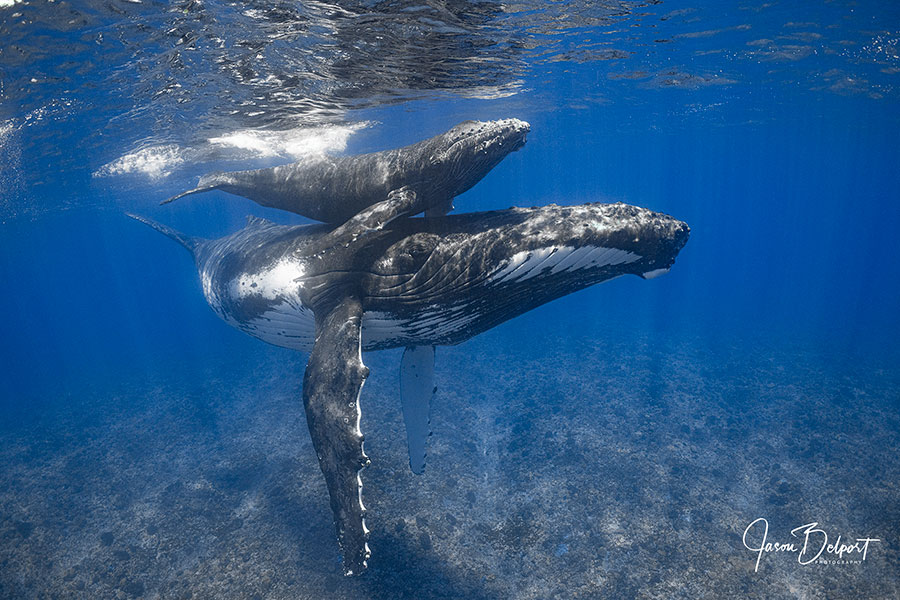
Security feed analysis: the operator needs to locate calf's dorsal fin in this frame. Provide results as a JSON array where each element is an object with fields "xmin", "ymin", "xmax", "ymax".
[{"xmin": 246, "ymin": 215, "xmax": 276, "ymax": 227}]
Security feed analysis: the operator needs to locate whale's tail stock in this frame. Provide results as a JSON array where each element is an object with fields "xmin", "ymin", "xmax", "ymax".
[{"xmin": 126, "ymin": 213, "xmax": 202, "ymax": 254}]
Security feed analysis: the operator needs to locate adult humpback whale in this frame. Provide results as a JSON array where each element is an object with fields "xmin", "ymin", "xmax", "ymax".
[
  {"xmin": 130, "ymin": 196, "xmax": 689, "ymax": 575},
  {"xmin": 162, "ymin": 119, "xmax": 530, "ymax": 222}
]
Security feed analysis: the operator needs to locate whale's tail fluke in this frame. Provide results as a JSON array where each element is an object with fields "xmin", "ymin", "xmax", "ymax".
[
  {"xmin": 160, "ymin": 172, "xmax": 226, "ymax": 205},
  {"xmin": 127, "ymin": 213, "xmax": 202, "ymax": 254}
]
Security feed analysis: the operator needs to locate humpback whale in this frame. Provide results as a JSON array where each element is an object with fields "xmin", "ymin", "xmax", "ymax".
[
  {"xmin": 130, "ymin": 196, "xmax": 689, "ymax": 575},
  {"xmin": 162, "ymin": 119, "xmax": 530, "ymax": 222}
]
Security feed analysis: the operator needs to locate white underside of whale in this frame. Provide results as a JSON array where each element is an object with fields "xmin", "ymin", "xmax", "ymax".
[
  {"xmin": 488, "ymin": 245, "xmax": 640, "ymax": 283},
  {"xmin": 231, "ymin": 303, "xmax": 482, "ymax": 352},
  {"xmin": 209, "ymin": 244, "xmax": 647, "ymax": 352}
]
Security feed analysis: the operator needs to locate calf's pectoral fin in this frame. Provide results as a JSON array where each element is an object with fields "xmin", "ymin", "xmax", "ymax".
[
  {"xmin": 400, "ymin": 346, "xmax": 436, "ymax": 475},
  {"xmin": 335, "ymin": 186, "xmax": 421, "ymax": 234},
  {"xmin": 302, "ymin": 187, "xmax": 421, "ymax": 257},
  {"xmin": 303, "ymin": 295, "xmax": 371, "ymax": 576}
]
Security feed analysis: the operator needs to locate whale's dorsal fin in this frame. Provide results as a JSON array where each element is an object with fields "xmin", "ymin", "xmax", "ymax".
[
  {"xmin": 246, "ymin": 215, "xmax": 275, "ymax": 228},
  {"xmin": 302, "ymin": 295, "xmax": 371, "ymax": 576},
  {"xmin": 400, "ymin": 346, "xmax": 436, "ymax": 475}
]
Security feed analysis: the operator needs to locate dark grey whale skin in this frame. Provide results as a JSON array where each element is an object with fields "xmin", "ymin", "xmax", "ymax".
[
  {"xmin": 131, "ymin": 201, "xmax": 689, "ymax": 576},
  {"xmin": 163, "ymin": 119, "xmax": 530, "ymax": 223}
]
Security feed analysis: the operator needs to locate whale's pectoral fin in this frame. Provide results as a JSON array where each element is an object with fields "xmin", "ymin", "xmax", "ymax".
[
  {"xmin": 303, "ymin": 187, "xmax": 420, "ymax": 257},
  {"xmin": 336, "ymin": 186, "xmax": 420, "ymax": 234},
  {"xmin": 303, "ymin": 295, "xmax": 371, "ymax": 576},
  {"xmin": 400, "ymin": 346, "xmax": 436, "ymax": 475}
]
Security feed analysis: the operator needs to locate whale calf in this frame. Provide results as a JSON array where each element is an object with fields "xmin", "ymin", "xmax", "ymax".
[
  {"xmin": 162, "ymin": 119, "xmax": 530, "ymax": 222},
  {"xmin": 131, "ymin": 198, "xmax": 689, "ymax": 575}
]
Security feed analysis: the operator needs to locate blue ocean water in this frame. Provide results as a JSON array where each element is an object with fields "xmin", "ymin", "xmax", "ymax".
[{"xmin": 1, "ymin": 1, "xmax": 899, "ymax": 598}]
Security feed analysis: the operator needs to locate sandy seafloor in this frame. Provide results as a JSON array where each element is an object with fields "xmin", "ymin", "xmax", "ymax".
[{"xmin": 1, "ymin": 320, "xmax": 898, "ymax": 600}]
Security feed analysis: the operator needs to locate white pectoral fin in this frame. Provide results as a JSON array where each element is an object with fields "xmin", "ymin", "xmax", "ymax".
[{"xmin": 400, "ymin": 345, "xmax": 436, "ymax": 475}]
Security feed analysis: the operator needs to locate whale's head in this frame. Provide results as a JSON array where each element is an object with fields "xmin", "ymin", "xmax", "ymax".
[
  {"xmin": 469, "ymin": 202, "xmax": 691, "ymax": 285},
  {"xmin": 426, "ymin": 118, "xmax": 530, "ymax": 196},
  {"xmin": 363, "ymin": 202, "xmax": 689, "ymax": 347}
]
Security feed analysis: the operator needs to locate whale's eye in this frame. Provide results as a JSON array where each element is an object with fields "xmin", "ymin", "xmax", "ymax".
[
  {"xmin": 403, "ymin": 235, "xmax": 440, "ymax": 257},
  {"xmin": 375, "ymin": 234, "xmax": 441, "ymax": 275}
]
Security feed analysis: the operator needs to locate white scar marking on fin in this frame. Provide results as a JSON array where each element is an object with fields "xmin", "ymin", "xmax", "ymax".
[
  {"xmin": 355, "ymin": 330, "xmax": 364, "ymax": 439},
  {"xmin": 355, "ymin": 328, "xmax": 368, "ymax": 554},
  {"xmin": 357, "ymin": 472, "xmax": 366, "ymax": 512}
]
